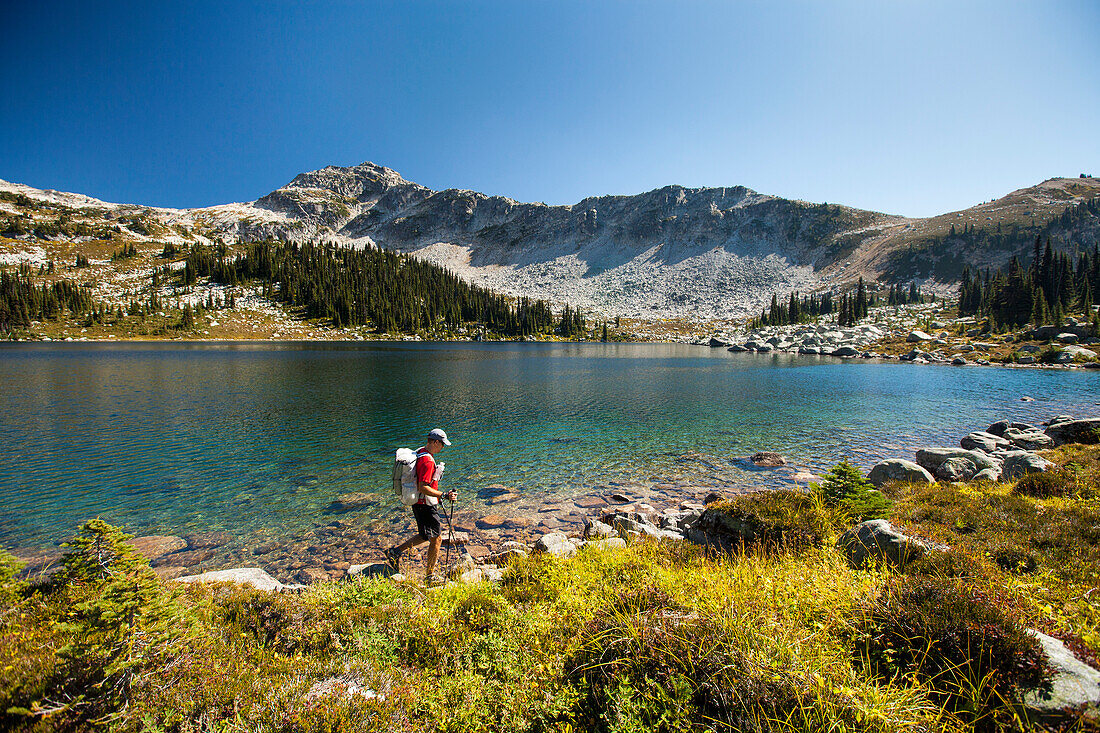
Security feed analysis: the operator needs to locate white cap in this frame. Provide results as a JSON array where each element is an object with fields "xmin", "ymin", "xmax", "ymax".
[{"xmin": 428, "ymin": 428, "xmax": 452, "ymax": 446}]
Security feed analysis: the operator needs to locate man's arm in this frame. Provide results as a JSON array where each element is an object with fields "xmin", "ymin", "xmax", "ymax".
[{"xmin": 417, "ymin": 479, "xmax": 444, "ymax": 499}]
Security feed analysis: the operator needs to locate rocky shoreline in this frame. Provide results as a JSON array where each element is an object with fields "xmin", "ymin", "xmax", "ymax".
[
  {"xmin": 704, "ymin": 313, "xmax": 1100, "ymax": 368},
  {"xmin": 14, "ymin": 416, "xmax": 1098, "ymax": 591}
]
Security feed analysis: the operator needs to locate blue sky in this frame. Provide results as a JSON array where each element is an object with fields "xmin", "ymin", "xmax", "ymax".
[{"xmin": 2, "ymin": 1, "xmax": 1097, "ymax": 217}]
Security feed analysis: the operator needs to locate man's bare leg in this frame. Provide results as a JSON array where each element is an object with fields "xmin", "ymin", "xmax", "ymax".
[{"xmin": 396, "ymin": 535, "xmax": 426, "ymax": 554}]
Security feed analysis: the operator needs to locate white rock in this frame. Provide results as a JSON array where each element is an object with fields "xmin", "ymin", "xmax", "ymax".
[{"xmin": 174, "ymin": 567, "xmax": 284, "ymax": 592}]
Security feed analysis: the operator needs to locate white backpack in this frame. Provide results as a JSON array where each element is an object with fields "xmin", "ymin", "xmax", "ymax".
[{"xmin": 392, "ymin": 448, "xmax": 421, "ymax": 506}]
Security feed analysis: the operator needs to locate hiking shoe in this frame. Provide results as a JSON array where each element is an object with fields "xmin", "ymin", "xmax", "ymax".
[{"xmin": 383, "ymin": 546, "xmax": 401, "ymax": 571}]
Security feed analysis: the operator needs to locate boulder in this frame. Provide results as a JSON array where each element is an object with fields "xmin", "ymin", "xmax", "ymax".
[
  {"xmin": 174, "ymin": 567, "xmax": 285, "ymax": 592},
  {"xmin": 867, "ymin": 459, "xmax": 935, "ymax": 487},
  {"xmin": 1017, "ymin": 355, "xmax": 1037, "ymax": 364},
  {"xmin": 1022, "ymin": 630, "xmax": 1100, "ymax": 727},
  {"xmin": 1064, "ymin": 345, "xmax": 1097, "ymax": 361},
  {"xmin": 832, "ymin": 346, "xmax": 859, "ymax": 357},
  {"xmin": 1002, "ymin": 451, "xmax": 1054, "ymax": 480},
  {"xmin": 1045, "ymin": 418, "xmax": 1100, "ymax": 446},
  {"xmin": 534, "ymin": 532, "xmax": 576, "ymax": 558},
  {"xmin": 127, "ymin": 535, "xmax": 187, "ymax": 561},
  {"xmin": 987, "ymin": 420, "xmax": 1039, "ymax": 437},
  {"xmin": 836, "ymin": 520, "xmax": 928, "ymax": 568},
  {"xmin": 1002, "ymin": 427, "xmax": 1055, "ymax": 451},
  {"xmin": 727, "ymin": 344, "xmax": 749, "ymax": 353},
  {"xmin": 328, "ymin": 492, "xmax": 378, "ymax": 512},
  {"xmin": 708, "ymin": 336, "xmax": 731, "ymax": 347},
  {"xmin": 973, "ymin": 467, "xmax": 1001, "ymax": 482},
  {"xmin": 750, "ymin": 451, "xmax": 786, "ymax": 467},
  {"xmin": 939, "ymin": 456, "xmax": 980, "ymax": 481},
  {"xmin": 951, "ymin": 357, "xmax": 968, "ymax": 366},
  {"xmin": 1056, "ymin": 332, "xmax": 1080, "ymax": 344},
  {"xmin": 915, "ymin": 448, "xmax": 999, "ymax": 481},
  {"xmin": 907, "ymin": 330, "xmax": 934, "ymax": 342},
  {"xmin": 960, "ymin": 431, "xmax": 1012, "ymax": 453},
  {"xmin": 485, "ymin": 548, "xmax": 527, "ymax": 565},
  {"xmin": 583, "ymin": 519, "xmax": 616, "ymax": 539}
]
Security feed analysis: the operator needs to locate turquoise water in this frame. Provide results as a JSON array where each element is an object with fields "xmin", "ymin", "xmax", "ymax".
[{"xmin": 1, "ymin": 341, "xmax": 1098, "ymax": 551}]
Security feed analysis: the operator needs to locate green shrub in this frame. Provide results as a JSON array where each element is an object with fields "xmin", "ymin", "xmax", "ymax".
[
  {"xmin": 706, "ymin": 490, "xmax": 833, "ymax": 551},
  {"xmin": 452, "ymin": 584, "xmax": 513, "ymax": 632},
  {"xmin": 814, "ymin": 460, "xmax": 892, "ymax": 522},
  {"xmin": 569, "ymin": 590, "xmax": 885, "ymax": 732},
  {"xmin": 46, "ymin": 519, "xmax": 188, "ymax": 725},
  {"xmin": 904, "ymin": 548, "xmax": 986, "ymax": 579},
  {"xmin": 1011, "ymin": 470, "xmax": 1088, "ymax": 499},
  {"xmin": 0, "ymin": 548, "xmax": 26, "ymax": 606},
  {"xmin": 859, "ymin": 576, "xmax": 1048, "ymax": 723},
  {"xmin": 990, "ymin": 545, "xmax": 1039, "ymax": 574}
]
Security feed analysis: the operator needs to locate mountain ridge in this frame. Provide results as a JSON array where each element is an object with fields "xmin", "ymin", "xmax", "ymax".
[{"xmin": 2, "ymin": 165, "xmax": 1098, "ymax": 320}]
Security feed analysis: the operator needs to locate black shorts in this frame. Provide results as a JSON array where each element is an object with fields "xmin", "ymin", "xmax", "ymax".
[{"xmin": 412, "ymin": 503, "xmax": 442, "ymax": 540}]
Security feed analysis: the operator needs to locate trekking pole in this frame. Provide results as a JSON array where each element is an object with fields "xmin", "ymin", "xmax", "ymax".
[{"xmin": 443, "ymin": 497, "xmax": 457, "ymax": 568}]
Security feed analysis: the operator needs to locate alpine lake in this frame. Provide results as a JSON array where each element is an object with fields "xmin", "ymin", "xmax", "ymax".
[{"xmin": 2, "ymin": 341, "xmax": 1098, "ymax": 573}]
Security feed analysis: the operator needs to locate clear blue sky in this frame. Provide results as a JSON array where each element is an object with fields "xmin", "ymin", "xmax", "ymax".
[{"xmin": 2, "ymin": 1, "xmax": 1097, "ymax": 217}]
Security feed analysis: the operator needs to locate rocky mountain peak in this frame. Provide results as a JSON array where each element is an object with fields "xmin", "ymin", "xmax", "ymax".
[{"xmin": 281, "ymin": 161, "xmax": 422, "ymax": 200}]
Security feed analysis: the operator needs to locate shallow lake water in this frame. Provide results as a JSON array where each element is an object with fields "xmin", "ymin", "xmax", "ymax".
[{"xmin": 1, "ymin": 341, "xmax": 1098, "ymax": 552}]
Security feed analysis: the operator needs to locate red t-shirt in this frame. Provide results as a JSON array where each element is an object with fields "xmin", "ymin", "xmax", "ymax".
[{"xmin": 414, "ymin": 449, "xmax": 437, "ymax": 505}]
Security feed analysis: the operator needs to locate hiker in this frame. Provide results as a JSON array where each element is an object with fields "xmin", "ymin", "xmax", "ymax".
[{"xmin": 386, "ymin": 428, "xmax": 457, "ymax": 583}]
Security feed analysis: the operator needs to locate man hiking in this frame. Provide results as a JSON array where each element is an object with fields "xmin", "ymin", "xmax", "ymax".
[{"xmin": 386, "ymin": 428, "xmax": 457, "ymax": 584}]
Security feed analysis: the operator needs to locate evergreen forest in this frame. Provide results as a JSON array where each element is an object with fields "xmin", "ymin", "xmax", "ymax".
[
  {"xmin": 752, "ymin": 277, "xmax": 925, "ymax": 329},
  {"xmin": 181, "ymin": 239, "xmax": 579, "ymax": 337},
  {"xmin": 0, "ymin": 265, "xmax": 102, "ymax": 333},
  {"xmin": 958, "ymin": 238, "xmax": 1100, "ymax": 328}
]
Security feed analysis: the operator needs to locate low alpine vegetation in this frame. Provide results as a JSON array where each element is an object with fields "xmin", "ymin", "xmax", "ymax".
[{"xmin": 3, "ymin": 447, "xmax": 1099, "ymax": 731}]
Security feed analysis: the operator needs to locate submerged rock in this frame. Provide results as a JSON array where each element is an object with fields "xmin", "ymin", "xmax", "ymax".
[
  {"xmin": 127, "ymin": 535, "xmax": 187, "ymax": 561},
  {"xmin": 183, "ymin": 532, "xmax": 233, "ymax": 550},
  {"xmin": 750, "ymin": 451, "xmax": 786, "ymax": 467},
  {"xmin": 328, "ymin": 492, "xmax": 379, "ymax": 512}
]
